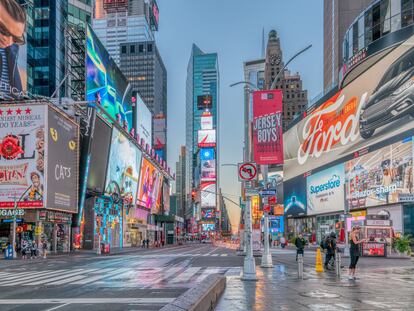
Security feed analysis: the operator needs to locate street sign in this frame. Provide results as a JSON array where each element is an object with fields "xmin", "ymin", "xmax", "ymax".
[
  {"xmin": 263, "ymin": 204, "xmax": 271, "ymax": 213},
  {"xmin": 238, "ymin": 162, "xmax": 258, "ymax": 181},
  {"xmin": 244, "ymin": 181, "xmax": 253, "ymax": 189},
  {"xmin": 245, "ymin": 189, "xmax": 259, "ymax": 197},
  {"xmin": 268, "ymin": 196, "xmax": 277, "ymax": 204},
  {"xmin": 259, "ymin": 189, "xmax": 276, "ymax": 196}
]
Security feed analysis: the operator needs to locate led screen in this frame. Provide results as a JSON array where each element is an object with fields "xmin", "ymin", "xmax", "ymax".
[
  {"xmin": 198, "ymin": 129, "xmax": 216, "ymax": 147},
  {"xmin": 135, "ymin": 93, "xmax": 152, "ymax": 147},
  {"xmin": 284, "ymin": 176, "xmax": 307, "ymax": 217},
  {"xmin": 197, "ymin": 95, "xmax": 212, "ymax": 110},
  {"xmin": 137, "ymin": 157, "xmax": 163, "ymax": 211}
]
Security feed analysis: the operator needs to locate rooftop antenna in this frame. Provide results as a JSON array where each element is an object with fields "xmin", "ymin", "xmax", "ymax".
[{"xmin": 261, "ymin": 27, "xmax": 265, "ymax": 58}]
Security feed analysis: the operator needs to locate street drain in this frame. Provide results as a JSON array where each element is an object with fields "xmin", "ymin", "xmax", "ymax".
[{"xmin": 301, "ymin": 290, "xmax": 340, "ymax": 299}]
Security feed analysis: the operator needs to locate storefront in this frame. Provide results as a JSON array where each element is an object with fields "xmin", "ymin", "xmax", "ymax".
[
  {"xmin": 316, "ymin": 213, "xmax": 342, "ymax": 243},
  {"xmin": 286, "ymin": 216, "xmax": 316, "ymax": 242},
  {"xmin": 124, "ymin": 207, "xmax": 148, "ymax": 247},
  {"xmin": 38, "ymin": 210, "xmax": 72, "ymax": 253}
]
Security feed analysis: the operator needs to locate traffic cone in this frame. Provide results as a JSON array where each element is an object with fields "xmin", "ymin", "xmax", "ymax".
[{"xmin": 315, "ymin": 248, "xmax": 324, "ymax": 273}]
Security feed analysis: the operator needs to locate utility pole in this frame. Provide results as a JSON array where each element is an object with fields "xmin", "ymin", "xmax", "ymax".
[{"xmin": 260, "ymin": 165, "xmax": 273, "ymax": 268}]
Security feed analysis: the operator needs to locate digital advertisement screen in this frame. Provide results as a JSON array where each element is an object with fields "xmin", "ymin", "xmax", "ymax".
[
  {"xmin": 137, "ymin": 158, "xmax": 163, "ymax": 211},
  {"xmin": 197, "ymin": 95, "xmax": 213, "ymax": 110},
  {"xmin": 201, "ymin": 208, "xmax": 216, "ymax": 220},
  {"xmin": 263, "ymin": 216, "xmax": 284, "ymax": 233},
  {"xmin": 284, "ymin": 34, "xmax": 414, "ymax": 181},
  {"xmin": 0, "ymin": 0, "xmax": 27, "ymax": 100},
  {"xmin": 162, "ymin": 181, "xmax": 170, "ymax": 214},
  {"xmin": 198, "ymin": 129, "xmax": 216, "ymax": 147},
  {"xmin": 307, "ymin": 163, "xmax": 345, "ymax": 215},
  {"xmin": 135, "ymin": 93, "xmax": 152, "ymax": 147},
  {"xmin": 201, "ymin": 159, "xmax": 216, "ymax": 182},
  {"xmin": 200, "ymin": 112, "xmax": 213, "ymax": 130},
  {"xmin": 258, "ymin": 170, "xmax": 284, "ymax": 204},
  {"xmin": 86, "ymin": 25, "xmax": 133, "ymax": 129},
  {"xmin": 153, "ymin": 116, "xmax": 166, "ymax": 149},
  {"xmin": 284, "ymin": 176, "xmax": 307, "ymax": 217},
  {"xmin": 200, "ymin": 148, "xmax": 215, "ymax": 161},
  {"xmin": 201, "ymin": 182, "xmax": 216, "ymax": 207},
  {"xmin": 345, "ymin": 138, "xmax": 413, "ymax": 210},
  {"xmin": 106, "ymin": 128, "xmax": 142, "ymax": 203},
  {"xmin": 202, "ymin": 223, "xmax": 215, "ymax": 231}
]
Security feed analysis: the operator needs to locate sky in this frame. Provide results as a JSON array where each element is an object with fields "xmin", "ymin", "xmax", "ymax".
[{"xmin": 157, "ymin": 0, "xmax": 324, "ymax": 231}]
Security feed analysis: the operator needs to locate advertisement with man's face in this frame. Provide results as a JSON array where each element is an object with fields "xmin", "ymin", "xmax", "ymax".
[
  {"xmin": 47, "ymin": 107, "xmax": 79, "ymax": 212},
  {"xmin": 307, "ymin": 163, "xmax": 345, "ymax": 215},
  {"xmin": 106, "ymin": 127, "xmax": 142, "ymax": 204},
  {"xmin": 86, "ymin": 25, "xmax": 133, "ymax": 129},
  {"xmin": 284, "ymin": 34, "xmax": 414, "ymax": 181},
  {"xmin": 345, "ymin": 138, "xmax": 413, "ymax": 210},
  {"xmin": 0, "ymin": 0, "xmax": 27, "ymax": 99},
  {"xmin": 137, "ymin": 157, "xmax": 162, "ymax": 211},
  {"xmin": 0, "ymin": 105, "xmax": 46, "ymax": 208},
  {"xmin": 284, "ymin": 176, "xmax": 306, "ymax": 217}
]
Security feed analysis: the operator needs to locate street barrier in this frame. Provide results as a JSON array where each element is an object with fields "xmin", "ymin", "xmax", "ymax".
[
  {"xmin": 297, "ymin": 254, "xmax": 304, "ymax": 279},
  {"xmin": 315, "ymin": 248, "xmax": 324, "ymax": 273}
]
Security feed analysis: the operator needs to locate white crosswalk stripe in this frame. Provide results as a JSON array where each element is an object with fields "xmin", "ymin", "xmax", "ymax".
[
  {"xmin": 170, "ymin": 267, "xmax": 201, "ymax": 283},
  {"xmin": 221, "ymin": 254, "xmax": 228, "ymax": 257},
  {"xmin": 212, "ymin": 254, "xmax": 219, "ymax": 257},
  {"xmin": 71, "ymin": 268, "xmax": 129, "ymax": 285}
]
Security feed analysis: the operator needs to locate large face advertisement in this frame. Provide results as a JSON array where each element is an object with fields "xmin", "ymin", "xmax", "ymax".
[
  {"xmin": 135, "ymin": 95, "xmax": 152, "ymax": 147},
  {"xmin": 47, "ymin": 107, "xmax": 79, "ymax": 212},
  {"xmin": 253, "ymin": 90, "xmax": 283, "ymax": 165},
  {"xmin": 0, "ymin": 0, "xmax": 27, "ymax": 100},
  {"xmin": 106, "ymin": 128, "xmax": 142, "ymax": 204},
  {"xmin": 137, "ymin": 157, "xmax": 163, "ymax": 211},
  {"xmin": 0, "ymin": 105, "xmax": 45, "ymax": 208},
  {"xmin": 284, "ymin": 35, "xmax": 414, "ymax": 181},
  {"xmin": 284, "ymin": 176, "xmax": 307, "ymax": 217},
  {"xmin": 345, "ymin": 138, "xmax": 413, "ymax": 210},
  {"xmin": 307, "ymin": 163, "xmax": 345, "ymax": 215},
  {"xmin": 201, "ymin": 182, "xmax": 216, "ymax": 208},
  {"xmin": 86, "ymin": 25, "xmax": 133, "ymax": 129}
]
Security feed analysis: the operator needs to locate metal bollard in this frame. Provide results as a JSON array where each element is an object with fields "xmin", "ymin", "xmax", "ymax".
[
  {"xmin": 298, "ymin": 254, "xmax": 304, "ymax": 279},
  {"xmin": 335, "ymin": 250, "xmax": 341, "ymax": 277}
]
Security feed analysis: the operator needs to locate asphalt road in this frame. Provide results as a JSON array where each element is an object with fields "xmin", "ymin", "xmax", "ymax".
[{"xmin": 0, "ymin": 244, "xmax": 241, "ymax": 311}]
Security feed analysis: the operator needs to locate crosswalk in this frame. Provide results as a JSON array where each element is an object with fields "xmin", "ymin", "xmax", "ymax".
[{"xmin": 0, "ymin": 266, "xmax": 241, "ymax": 288}]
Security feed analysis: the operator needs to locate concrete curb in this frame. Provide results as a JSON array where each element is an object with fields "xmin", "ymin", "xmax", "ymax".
[{"xmin": 160, "ymin": 274, "xmax": 226, "ymax": 311}]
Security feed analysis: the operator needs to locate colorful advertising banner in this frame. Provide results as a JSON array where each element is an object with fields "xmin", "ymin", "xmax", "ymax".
[
  {"xmin": 46, "ymin": 107, "xmax": 79, "ymax": 212},
  {"xmin": 86, "ymin": 25, "xmax": 133, "ymax": 129},
  {"xmin": 258, "ymin": 170, "xmax": 284, "ymax": 204},
  {"xmin": 197, "ymin": 95, "xmax": 212, "ymax": 110},
  {"xmin": 284, "ymin": 35, "xmax": 414, "ymax": 181},
  {"xmin": 0, "ymin": 105, "xmax": 46, "ymax": 208},
  {"xmin": 153, "ymin": 115, "xmax": 166, "ymax": 149},
  {"xmin": 137, "ymin": 157, "xmax": 163, "ymax": 210},
  {"xmin": 106, "ymin": 127, "xmax": 142, "ymax": 204},
  {"xmin": 0, "ymin": 0, "xmax": 27, "ymax": 100},
  {"xmin": 252, "ymin": 90, "xmax": 283, "ymax": 165},
  {"xmin": 135, "ymin": 94, "xmax": 152, "ymax": 147},
  {"xmin": 201, "ymin": 208, "xmax": 216, "ymax": 220},
  {"xmin": 162, "ymin": 181, "xmax": 170, "ymax": 215},
  {"xmin": 201, "ymin": 158, "xmax": 216, "ymax": 182},
  {"xmin": 284, "ymin": 176, "xmax": 307, "ymax": 217},
  {"xmin": 345, "ymin": 138, "xmax": 413, "ymax": 210},
  {"xmin": 307, "ymin": 163, "xmax": 345, "ymax": 215},
  {"xmin": 198, "ymin": 129, "xmax": 216, "ymax": 147},
  {"xmin": 200, "ymin": 112, "xmax": 213, "ymax": 130},
  {"xmin": 200, "ymin": 148, "xmax": 215, "ymax": 161},
  {"xmin": 201, "ymin": 181, "xmax": 216, "ymax": 207}
]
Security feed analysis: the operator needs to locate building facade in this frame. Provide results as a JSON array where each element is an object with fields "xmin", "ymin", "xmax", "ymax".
[
  {"xmin": 264, "ymin": 30, "xmax": 308, "ymax": 131},
  {"xmin": 185, "ymin": 44, "xmax": 219, "ymax": 233},
  {"xmin": 323, "ymin": 0, "xmax": 372, "ymax": 91},
  {"xmin": 175, "ymin": 146, "xmax": 186, "ymax": 219}
]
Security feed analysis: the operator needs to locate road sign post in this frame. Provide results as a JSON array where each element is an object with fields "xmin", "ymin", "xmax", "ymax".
[{"xmin": 238, "ymin": 162, "xmax": 258, "ymax": 182}]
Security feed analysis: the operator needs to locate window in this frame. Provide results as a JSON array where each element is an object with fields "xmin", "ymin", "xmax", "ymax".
[
  {"xmin": 358, "ymin": 15, "xmax": 365, "ymax": 50},
  {"xmin": 139, "ymin": 44, "xmax": 144, "ymax": 52},
  {"xmin": 352, "ymin": 22, "xmax": 359, "ymax": 54},
  {"xmin": 401, "ymin": 0, "xmax": 413, "ymax": 27},
  {"xmin": 373, "ymin": 3, "xmax": 381, "ymax": 40},
  {"xmin": 147, "ymin": 44, "xmax": 153, "ymax": 52},
  {"xmin": 381, "ymin": 0, "xmax": 391, "ymax": 35},
  {"xmin": 365, "ymin": 8, "xmax": 373, "ymax": 46},
  {"xmin": 130, "ymin": 45, "xmax": 135, "ymax": 53},
  {"xmin": 121, "ymin": 45, "xmax": 126, "ymax": 54}
]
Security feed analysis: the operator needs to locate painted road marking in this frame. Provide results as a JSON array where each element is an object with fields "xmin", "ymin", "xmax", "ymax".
[
  {"xmin": 71, "ymin": 268, "xmax": 129, "ymax": 285},
  {"xmin": 0, "ymin": 298, "xmax": 175, "ymax": 304},
  {"xmin": 170, "ymin": 267, "xmax": 201, "ymax": 283}
]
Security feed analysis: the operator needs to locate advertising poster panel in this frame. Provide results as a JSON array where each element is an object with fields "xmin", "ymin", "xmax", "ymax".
[
  {"xmin": 135, "ymin": 95, "xmax": 152, "ymax": 147},
  {"xmin": 47, "ymin": 107, "xmax": 79, "ymax": 212},
  {"xmin": 162, "ymin": 181, "xmax": 170, "ymax": 214},
  {"xmin": 284, "ymin": 35, "xmax": 414, "ymax": 181},
  {"xmin": 201, "ymin": 181, "xmax": 216, "ymax": 207},
  {"xmin": 0, "ymin": 105, "xmax": 45, "ymax": 208},
  {"xmin": 345, "ymin": 138, "xmax": 413, "ymax": 210},
  {"xmin": 284, "ymin": 176, "xmax": 307, "ymax": 217},
  {"xmin": 200, "ymin": 148, "xmax": 215, "ymax": 161},
  {"xmin": 153, "ymin": 115, "xmax": 166, "ymax": 149},
  {"xmin": 262, "ymin": 215, "xmax": 284, "ymax": 233},
  {"xmin": 197, "ymin": 95, "xmax": 212, "ymax": 110},
  {"xmin": 198, "ymin": 129, "xmax": 216, "ymax": 147},
  {"xmin": 201, "ymin": 208, "xmax": 216, "ymax": 220},
  {"xmin": 201, "ymin": 158, "xmax": 216, "ymax": 182},
  {"xmin": 200, "ymin": 112, "xmax": 213, "ymax": 130},
  {"xmin": 307, "ymin": 163, "xmax": 345, "ymax": 215},
  {"xmin": 137, "ymin": 157, "xmax": 163, "ymax": 210},
  {"xmin": 86, "ymin": 25, "xmax": 133, "ymax": 129},
  {"xmin": 106, "ymin": 127, "xmax": 142, "ymax": 204},
  {"xmin": 252, "ymin": 90, "xmax": 283, "ymax": 165},
  {"xmin": 259, "ymin": 170, "xmax": 283, "ymax": 204},
  {"xmin": 0, "ymin": 0, "xmax": 27, "ymax": 100}
]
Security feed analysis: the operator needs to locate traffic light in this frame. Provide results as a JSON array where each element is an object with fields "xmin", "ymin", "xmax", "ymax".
[{"xmin": 191, "ymin": 190, "xmax": 197, "ymax": 201}]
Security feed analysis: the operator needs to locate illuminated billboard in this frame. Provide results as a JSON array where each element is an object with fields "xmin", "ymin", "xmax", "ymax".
[
  {"xmin": 201, "ymin": 182, "xmax": 216, "ymax": 207},
  {"xmin": 200, "ymin": 112, "xmax": 213, "ymax": 130},
  {"xmin": 284, "ymin": 34, "xmax": 414, "ymax": 181},
  {"xmin": 153, "ymin": 115, "xmax": 166, "ymax": 149},
  {"xmin": 197, "ymin": 95, "xmax": 212, "ymax": 110},
  {"xmin": 0, "ymin": 0, "xmax": 27, "ymax": 100},
  {"xmin": 200, "ymin": 148, "xmax": 215, "ymax": 161},
  {"xmin": 198, "ymin": 129, "xmax": 216, "ymax": 147},
  {"xmin": 86, "ymin": 25, "xmax": 133, "ymax": 129},
  {"xmin": 284, "ymin": 176, "xmax": 307, "ymax": 217},
  {"xmin": 135, "ymin": 94, "xmax": 152, "ymax": 147},
  {"xmin": 201, "ymin": 159, "xmax": 216, "ymax": 182},
  {"xmin": 137, "ymin": 157, "xmax": 163, "ymax": 211},
  {"xmin": 149, "ymin": 0, "xmax": 159, "ymax": 31},
  {"xmin": 106, "ymin": 127, "xmax": 142, "ymax": 204},
  {"xmin": 201, "ymin": 208, "xmax": 216, "ymax": 220}
]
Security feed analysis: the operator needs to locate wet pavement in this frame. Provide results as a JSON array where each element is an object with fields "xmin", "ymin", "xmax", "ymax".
[{"xmin": 216, "ymin": 249, "xmax": 414, "ymax": 310}]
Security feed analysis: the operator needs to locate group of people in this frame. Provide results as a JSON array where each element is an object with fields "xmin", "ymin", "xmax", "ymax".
[
  {"xmin": 292, "ymin": 225, "xmax": 366, "ymax": 280},
  {"xmin": 141, "ymin": 239, "xmax": 150, "ymax": 248},
  {"xmin": 20, "ymin": 239, "xmax": 48, "ymax": 259}
]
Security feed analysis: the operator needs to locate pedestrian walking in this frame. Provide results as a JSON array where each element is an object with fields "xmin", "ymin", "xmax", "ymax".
[
  {"xmin": 295, "ymin": 233, "xmax": 307, "ymax": 261},
  {"xmin": 324, "ymin": 232, "xmax": 337, "ymax": 270},
  {"xmin": 146, "ymin": 239, "xmax": 150, "ymax": 248},
  {"xmin": 42, "ymin": 240, "xmax": 48, "ymax": 259},
  {"xmin": 30, "ymin": 240, "xmax": 37, "ymax": 259},
  {"xmin": 21, "ymin": 240, "xmax": 28, "ymax": 260},
  {"xmin": 348, "ymin": 226, "xmax": 367, "ymax": 280},
  {"xmin": 280, "ymin": 236, "xmax": 286, "ymax": 248}
]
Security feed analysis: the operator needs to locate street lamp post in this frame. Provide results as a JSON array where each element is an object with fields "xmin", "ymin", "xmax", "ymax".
[
  {"xmin": 260, "ymin": 165, "xmax": 273, "ymax": 268},
  {"xmin": 11, "ymin": 186, "xmax": 32, "ymax": 259}
]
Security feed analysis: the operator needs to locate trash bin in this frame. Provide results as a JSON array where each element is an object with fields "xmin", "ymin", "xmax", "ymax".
[
  {"xmin": 100, "ymin": 242, "xmax": 110, "ymax": 254},
  {"xmin": 4, "ymin": 244, "xmax": 13, "ymax": 260}
]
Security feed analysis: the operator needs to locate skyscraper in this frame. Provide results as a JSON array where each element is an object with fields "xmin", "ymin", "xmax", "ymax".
[
  {"xmin": 323, "ymin": 0, "xmax": 372, "ymax": 90},
  {"xmin": 264, "ymin": 30, "xmax": 308, "ymax": 131},
  {"xmin": 186, "ymin": 44, "xmax": 219, "ymax": 232},
  {"xmin": 174, "ymin": 146, "xmax": 186, "ymax": 219}
]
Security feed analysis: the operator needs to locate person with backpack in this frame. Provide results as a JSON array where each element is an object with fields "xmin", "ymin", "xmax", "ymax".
[
  {"xmin": 295, "ymin": 233, "xmax": 307, "ymax": 261},
  {"xmin": 324, "ymin": 232, "xmax": 337, "ymax": 270},
  {"xmin": 42, "ymin": 239, "xmax": 48, "ymax": 259}
]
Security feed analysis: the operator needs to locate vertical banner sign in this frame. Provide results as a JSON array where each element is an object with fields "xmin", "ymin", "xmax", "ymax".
[{"xmin": 252, "ymin": 90, "xmax": 283, "ymax": 165}]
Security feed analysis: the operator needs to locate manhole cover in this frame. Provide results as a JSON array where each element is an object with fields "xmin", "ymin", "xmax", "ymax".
[{"xmin": 301, "ymin": 290, "xmax": 340, "ymax": 298}]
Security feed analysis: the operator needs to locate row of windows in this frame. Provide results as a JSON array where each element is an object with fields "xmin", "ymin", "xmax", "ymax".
[
  {"xmin": 285, "ymin": 92, "xmax": 306, "ymax": 99},
  {"xmin": 121, "ymin": 43, "xmax": 153, "ymax": 54}
]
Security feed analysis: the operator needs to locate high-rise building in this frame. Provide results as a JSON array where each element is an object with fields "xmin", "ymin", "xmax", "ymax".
[
  {"xmin": 264, "ymin": 30, "xmax": 308, "ymax": 131},
  {"xmin": 185, "ymin": 44, "xmax": 219, "ymax": 230},
  {"xmin": 323, "ymin": 0, "xmax": 372, "ymax": 90},
  {"xmin": 174, "ymin": 146, "xmax": 186, "ymax": 218}
]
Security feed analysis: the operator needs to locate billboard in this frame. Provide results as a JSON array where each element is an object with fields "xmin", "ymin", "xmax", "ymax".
[
  {"xmin": 198, "ymin": 129, "xmax": 216, "ymax": 147},
  {"xmin": 137, "ymin": 157, "xmax": 163, "ymax": 210},
  {"xmin": 345, "ymin": 138, "xmax": 413, "ymax": 210},
  {"xmin": 106, "ymin": 127, "xmax": 142, "ymax": 204},
  {"xmin": 201, "ymin": 182, "xmax": 216, "ymax": 207},
  {"xmin": 201, "ymin": 159, "xmax": 216, "ymax": 181},
  {"xmin": 153, "ymin": 115, "xmax": 166, "ymax": 149},
  {"xmin": 284, "ymin": 34, "xmax": 414, "ymax": 181},
  {"xmin": 284, "ymin": 176, "xmax": 307, "ymax": 217},
  {"xmin": 258, "ymin": 170, "xmax": 284, "ymax": 204},
  {"xmin": 86, "ymin": 25, "xmax": 133, "ymax": 129},
  {"xmin": 162, "ymin": 181, "xmax": 170, "ymax": 215},
  {"xmin": 0, "ymin": 0, "xmax": 27, "ymax": 100},
  {"xmin": 149, "ymin": 0, "xmax": 159, "ymax": 31},
  {"xmin": 46, "ymin": 107, "xmax": 79, "ymax": 212},
  {"xmin": 201, "ymin": 208, "xmax": 216, "ymax": 220},
  {"xmin": 307, "ymin": 163, "xmax": 345, "ymax": 215},
  {"xmin": 200, "ymin": 112, "xmax": 213, "ymax": 130},
  {"xmin": 252, "ymin": 90, "xmax": 283, "ymax": 165},
  {"xmin": 135, "ymin": 94, "xmax": 152, "ymax": 147},
  {"xmin": 0, "ymin": 105, "xmax": 46, "ymax": 208},
  {"xmin": 200, "ymin": 148, "xmax": 215, "ymax": 161},
  {"xmin": 197, "ymin": 95, "xmax": 212, "ymax": 110}
]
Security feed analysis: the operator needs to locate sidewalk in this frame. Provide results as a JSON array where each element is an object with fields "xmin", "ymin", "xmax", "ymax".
[{"xmin": 216, "ymin": 260, "xmax": 414, "ymax": 310}]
